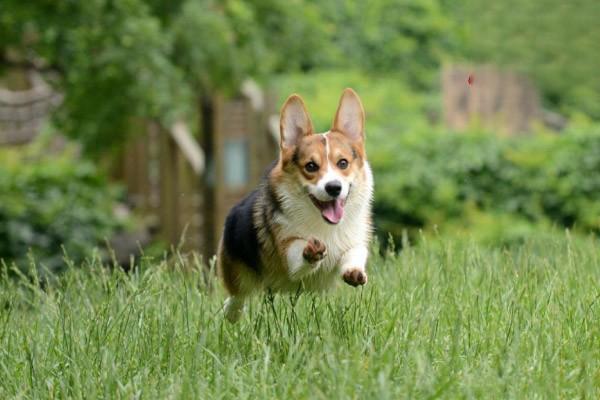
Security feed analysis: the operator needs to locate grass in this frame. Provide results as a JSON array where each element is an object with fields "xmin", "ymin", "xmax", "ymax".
[{"xmin": 1, "ymin": 234, "xmax": 599, "ymax": 399}]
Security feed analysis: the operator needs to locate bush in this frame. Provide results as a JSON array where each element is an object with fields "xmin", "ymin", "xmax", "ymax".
[
  {"xmin": 372, "ymin": 126, "xmax": 600, "ymax": 245},
  {"xmin": 0, "ymin": 152, "xmax": 126, "ymax": 275}
]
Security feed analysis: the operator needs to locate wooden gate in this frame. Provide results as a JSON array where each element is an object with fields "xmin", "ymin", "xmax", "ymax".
[{"xmin": 114, "ymin": 120, "xmax": 206, "ymax": 255}]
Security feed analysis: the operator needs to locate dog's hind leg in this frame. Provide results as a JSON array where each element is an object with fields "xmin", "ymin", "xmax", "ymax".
[
  {"xmin": 219, "ymin": 260, "xmax": 252, "ymax": 323},
  {"xmin": 217, "ymin": 247, "xmax": 256, "ymax": 322}
]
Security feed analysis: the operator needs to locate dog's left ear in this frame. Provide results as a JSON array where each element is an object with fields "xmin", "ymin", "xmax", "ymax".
[{"xmin": 332, "ymin": 88, "xmax": 365, "ymax": 141}]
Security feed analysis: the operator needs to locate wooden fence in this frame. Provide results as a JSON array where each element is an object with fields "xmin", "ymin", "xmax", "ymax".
[
  {"xmin": 442, "ymin": 65, "xmax": 541, "ymax": 135},
  {"xmin": 112, "ymin": 120, "xmax": 207, "ymax": 256}
]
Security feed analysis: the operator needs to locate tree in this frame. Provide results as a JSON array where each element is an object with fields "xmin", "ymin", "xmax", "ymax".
[
  {"xmin": 317, "ymin": 0, "xmax": 455, "ymax": 87},
  {"xmin": 1, "ymin": 0, "xmax": 186, "ymax": 152},
  {"xmin": 451, "ymin": 0, "xmax": 600, "ymax": 119},
  {"xmin": 0, "ymin": 0, "xmax": 331, "ymax": 154}
]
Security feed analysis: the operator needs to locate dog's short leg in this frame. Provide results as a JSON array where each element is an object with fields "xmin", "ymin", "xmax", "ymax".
[
  {"xmin": 223, "ymin": 296, "xmax": 246, "ymax": 323},
  {"xmin": 286, "ymin": 237, "xmax": 326, "ymax": 280},
  {"xmin": 340, "ymin": 246, "xmax": 368, "ymax": 287}
]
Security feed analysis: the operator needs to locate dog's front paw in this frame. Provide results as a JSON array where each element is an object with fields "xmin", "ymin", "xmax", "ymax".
[
  {"xmin": 343, "ymin": 268, "xmax": 368, "ymax": 287},
  {"xmin": 303, "ymin": 237, "xmax": 326, "ymax": 264}
]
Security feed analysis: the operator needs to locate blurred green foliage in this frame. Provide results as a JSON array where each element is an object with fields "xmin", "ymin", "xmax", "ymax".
[
  {"xmin": 317, "ymin": 0, "xmax": 454, "ymax": 87},
  {"xmin": 0, "ymin": 0, "xmax": 325, "ymax": 153},
  {"xmin": 0, "ymin": 151, "xmax": 125, "ymax": 274},
  {"xmin": 451, "ymin": 0, "xmax": 600, "ymax": 118},
  {"xmin": 1, "ymin": 0, "xmax": 598, "ymax": 152},
  {"xmin": 1, "ymin": 0, "xmax": 187, "ymax": 152},
  {"xmin": 0, "ymin": 0, "xmax": 455, "ymax": 154},
  {"xmin": 3, "ymin": 0, "xmax": 597, "ymax": 149},
  {"xmin": 373, "ymin": 126, "xmax": 600, "ymax": 245}
]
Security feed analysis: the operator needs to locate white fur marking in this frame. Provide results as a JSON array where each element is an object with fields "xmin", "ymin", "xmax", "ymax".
[
  {"xmin": 309, "ymin": 132, "xmax": 350, "ymax": 202},
  {"xmin": 287, "ymin": 240, "xmax": 306, "ymax": 273},
  {"xmin": 287, "ymin": 239, "xmax": 319, "ymax": 280},
  {"xmin": 340, "ymin": 246, "xmax": 368, "ymax": 273}
]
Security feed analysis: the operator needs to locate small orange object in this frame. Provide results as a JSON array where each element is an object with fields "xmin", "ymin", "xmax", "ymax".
[{"xmin": 467, "ymin": 74, "xmax": 474, "ymax": 86}]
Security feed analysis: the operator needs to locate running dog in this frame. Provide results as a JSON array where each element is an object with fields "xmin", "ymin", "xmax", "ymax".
[{"xmin": 217, "ymin": 88, "xmax": 373, "ymax": 322}]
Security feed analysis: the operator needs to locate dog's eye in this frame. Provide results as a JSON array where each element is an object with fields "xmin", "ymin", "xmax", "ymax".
[
  {"xmin": 337, "ymin": 159, "xmax": 349, "ymax": 169},
  {"xmin": 305, "ymin": 161, "xmax": 319, "ymax": 173}
]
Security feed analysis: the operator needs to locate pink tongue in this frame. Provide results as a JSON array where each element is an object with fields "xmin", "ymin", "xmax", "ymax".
[{"xmin": 322, "ymin": 199, "xmax": 344, "ymax": 224}]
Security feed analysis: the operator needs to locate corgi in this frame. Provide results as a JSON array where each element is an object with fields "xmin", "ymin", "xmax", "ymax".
[{"xmin": 217, "ymin": 88, "xmax": 374, "ymax": 322}]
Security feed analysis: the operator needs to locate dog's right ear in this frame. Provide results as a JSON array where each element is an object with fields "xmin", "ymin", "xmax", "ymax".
[{"xmin": 279, "ymin": 94, "xmax": 313, "ymax": 149}]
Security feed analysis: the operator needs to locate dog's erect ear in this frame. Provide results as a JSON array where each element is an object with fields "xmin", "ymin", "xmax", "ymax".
[
  {"xmin": 332, "ymin": 88, "xmax": 365, "ymax": 141},
  {"xmin": 280, "ymin": 94, "xmax": 313, "ymax": 149}
]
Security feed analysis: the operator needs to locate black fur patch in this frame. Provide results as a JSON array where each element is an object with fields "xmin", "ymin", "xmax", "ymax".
[
  {"xmin": 223, "ymin": 190, "xmax": 261, "ymax": 273},
  {"xmin": 222, "ymin": 160, "xmax": 279, "ymax": 274}
]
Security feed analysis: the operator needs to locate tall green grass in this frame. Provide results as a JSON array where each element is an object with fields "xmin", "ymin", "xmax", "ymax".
[{"xmin": 1, "ymin": 234, "xmax": 598, "ymax": 398}]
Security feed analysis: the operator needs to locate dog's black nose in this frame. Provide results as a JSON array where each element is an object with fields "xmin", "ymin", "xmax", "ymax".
[{"xmin": 325, "ymin": 180, "xmax": 342, "ymax": 197}]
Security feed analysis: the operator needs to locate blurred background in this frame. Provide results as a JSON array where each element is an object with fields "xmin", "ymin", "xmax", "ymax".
[{"xmin": 1, "ymin": 0, "xmax": 599, "ymax": 274}]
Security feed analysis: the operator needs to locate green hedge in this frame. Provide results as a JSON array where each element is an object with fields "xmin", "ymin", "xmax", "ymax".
[
  {"xmin": 372, "ymin": 127, "xmax": 600, "ymax": 245},
  {"xmin": 0, "ymin": 153, "xmax": 125, "ymax": 274}
]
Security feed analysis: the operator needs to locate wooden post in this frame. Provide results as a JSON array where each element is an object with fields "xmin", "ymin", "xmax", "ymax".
[{"xmin": 158, "ymin": 124, "xmax": 177, "ymax": 246}]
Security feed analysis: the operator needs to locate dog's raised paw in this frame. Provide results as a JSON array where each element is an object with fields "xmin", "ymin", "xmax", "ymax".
[
  {"xmin": 303, "ymin": 237, "xmax": 327, "ymax": 264},
  {"xmin": 343, "ymin": 268, "xmax": 368, "ymax": 287}
]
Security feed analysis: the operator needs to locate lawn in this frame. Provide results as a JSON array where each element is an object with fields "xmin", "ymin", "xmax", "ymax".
[{"xmin": 1, "ymin": 234, "xmax": 598, "ymax": 399}]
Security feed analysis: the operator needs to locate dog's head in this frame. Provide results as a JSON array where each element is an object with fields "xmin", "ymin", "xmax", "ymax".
[{"xmin": 274, "ymin": 88, "xmax": 367, "ymax": 225}]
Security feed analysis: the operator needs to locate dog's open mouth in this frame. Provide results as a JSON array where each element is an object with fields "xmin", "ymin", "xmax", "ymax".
[{"xmin": 310, "ymin": 195, "xmax": 345, "ymax": 224}]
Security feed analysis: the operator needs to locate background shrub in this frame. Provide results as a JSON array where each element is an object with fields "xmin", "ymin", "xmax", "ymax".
[
  {"xmin": 0, "ymin": 151, "xmax": 126, "ymax": 275},
  {"xmin": 373, "ymin": 127, "xmax": 600, "ymax": 245}
]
